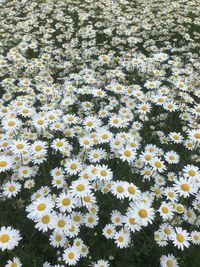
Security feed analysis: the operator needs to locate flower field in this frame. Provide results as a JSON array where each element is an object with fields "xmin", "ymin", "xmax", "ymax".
[{"xmin": 0, "ymin": 0, "xmax": 200, "ymax": 266}]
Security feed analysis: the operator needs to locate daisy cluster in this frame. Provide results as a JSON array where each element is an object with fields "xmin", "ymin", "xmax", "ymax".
[{"xmin": 0, "ymin": 0, "xmax": 200, "ymax": 266}]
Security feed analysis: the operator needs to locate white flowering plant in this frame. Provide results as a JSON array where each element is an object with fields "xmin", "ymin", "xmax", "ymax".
[{"xmin": 0, "ymin": 0, "xmax": 200, "ymax": 267}]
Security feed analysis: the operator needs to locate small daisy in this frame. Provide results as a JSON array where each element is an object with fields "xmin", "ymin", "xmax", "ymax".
[
  {"xmin": 62, "ymin": 246, "xmax": 80, "ymax": 266},
  {"xmin": 49, "ymin": 231, "xmax": 66, "ymax": 248},
  {"xmin": 2, "ymin": 181, "xmax": 21, "ymax": 198},
  {"xmin": 171, "ymin": 227, "xmax": 191, "ymax": 250},
  {"xmin": 56, "ymin": 192, "xmax": 75, "ymax": 213},
  {"xmin": 70, "ymin": 179, "xmax": 92, "ymax": 198},
  {"xmin": 190, "ymin": 231, "xmax": 200, "ymax": 245},
  {"xmin": 174, "ymin": 178, "xmax": 197, "ymax": 197},
  {"xmin": 164, "ymin": 151, "xmax": 180, "ymax": 164},
  {"xmin": 150, "ymin": 157, "xmax": 166, "ymax": 173},
  {"xmin": 132, "ymin": 203, "xmax": 155, "ymax": 226},
  {"xmin": 5, "ymin": 257, "xmax": 22, "ymax": 267},
  {"xmin": 102, "ymin": 224, "xmax": 116, "ymax": 239},
  {"xmin": 0, "ymin": 155, "xmax": 13, "ymax": 173},
  {"xmin": 160, "ymin": 254, "xmax": 179, "ymax": 267},
  {"xmin": 65, "ymin": 159, "xmax": 82, "ymax": 175},
  {"xmin": 0, "ymin": 226, "xmax": 21, "ymax": 251},
  {"xmin": 114, "ymin": 229, "xmax": 130, "ymax": 248},
  {"xmin": 94, "ymin": 259, "xmax": 110, "ymax": 267}
]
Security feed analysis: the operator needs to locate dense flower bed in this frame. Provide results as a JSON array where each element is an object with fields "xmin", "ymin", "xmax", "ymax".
[{"xmin": 0, "ymin": 0, "xmax": 200, "ymax": 266}]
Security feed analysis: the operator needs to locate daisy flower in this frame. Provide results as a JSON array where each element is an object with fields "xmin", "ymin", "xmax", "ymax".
[
  {"xmin": 56, "ymin": 192, "xmax": 75, "ymax": 213},
  {"xmin": 169, "ymin": 132, "xmax": 183, "ymax": 143},
  {"xmin": 2, "ymin": 117, "xmax": 22, "ymax": 131},
  {"xmin": 114, "ymin": 229, "xmax": 130, "ymax": 248},
  {"xmin": 70, "ymin": 179, "xmax": 92, "ymax": 198},
  {"xmin": 158, "ymin": 202, "xmax": 174, "ymax": 220},
  {"xmin": 0, "ymin": 226, "xmax": 21, "ymax": 251},
  {"xmin": 88, "ymin": 148, "xmax": 106, "ymax": 163},
  {"xmin": 164, "ymin": 151, "xmax": 180, "ymax": 164},
  {"xmin": 65, "ymin": 159, "xmax": 82, "ymax": 175},
  {"xmin": 188, "ymin": 129, "xmax": 200, "ymax": 143},
  {"xmin": 49, "ymin": 231, "xmax": 67, "ymax": 248},
  {"xmin": 125, "ymin": 182, "xmax": 140, "ymax": 201},
  {"xmin": 183, "ymin": 165, "xmax": 200, "ymax": 181},
  {"xmin": 123, "ymin": 211, "xmax": 141, "ymax": 233},
  {"xmin": 26, "ymin": 197, "xmax": 54, "ymax": 219},
  {"xmin": 62, "ymin": 246, "xmax": 80, "ymax": 266},
  {"xmin": 84, "ymin": 213, "xmax": 99, "ymax": 228},
  {"xmin": 94, "ymin": 259, "xmax": 110, "ymax": 267},
  {"xmin": 119, "ymin": 146, "xmax": 136, "ymax": 163},
  {"xmin": 150, "ymin": 157, "xmax": 166, "ymax": 173},
  {"xmin": 171, "ymin": 227, "xmax": 191, "ymax": 250},
  {"xmin": 190, "ymin": 231, "xmax": 200, "ymax": 245},
  {"xmin": 160, "ymin": 254, "xmax": 179, "ymax": 267},
  {"xmin": 132, "ymin": 203, "xmax": 155, "ymax": 226},
  {"xmin": 34, "ymin": 213, "xmax": 56, "ymax": 233},
  {"xmin": 0, "ymin": 155, "xmax": 13, "ymax": 173},
  {"xmin": 111, "ymin": 181, "xmax": 127, "ymax": 199},
  {"xmin": 2, "ymin": 181, "xmax": 21, "ymax": 198},
  {"xmin": 103, "ymin": 224, "xmax": 116, "ymax": 239},
  {"xmin": 96, "ymin": 165, "xmax": 113, "ymax": 181},
  {"xmin": 5, "ymin": 257, "xmax": 22, "ymax": 267},
  {"xmin": 174, "ymin": 178, "xmax": 197, "ymax": 197}
]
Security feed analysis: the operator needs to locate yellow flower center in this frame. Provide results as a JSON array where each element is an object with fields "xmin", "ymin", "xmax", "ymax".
[
  {"xmin": 93, "ymin": 153, "xmax": 99, "ymax": 158},
  {"xmin": 194, "ymin": 133, "xmax": 200, "ymax": 139},
  {"xmin": 83, "ymin": 140, "xmax": 90, "ymax": 145},
  {"xmin": 88, "ymin": 217, "xmax": 94, "ymax": 223},
  {"xmin": 164, "ymin": 228, "xmax": 171, "ymax": 235},
  {"xmin": 187, "ymin": 211, "xmax": 193, "ymax": 218},
  {"xmin": 42, "ymin": 215, "xmax": 50, "ymax": 224},
  {"xmin": 57, "ymin": 141, "xmax": 64, "ymax": 147},
  {"xmin": 76, "ymin": 184, "xmax": 85, "ymax": 191},
  {"xmin": 166, "ymin": 260, "xmax": 173, "ymax": 267},
  {"xmin": 194, "ymin": 234, "xmax": 199, "ymax": 241},
  {"xmin": 0, "ymin": 161, "xmax": 8, "ymax": 167},
  {"xmin": 188, "ymin": 170, "xmax": 196, "ymax": 177},
  {"xmin": 162, "ymin": 207, "xmax": 169, "ymax": 214},
  {"xmin": 16, "ymin": 144, "xmax": 24, "ymax": 149},
  {"xmin": 62, "ymin": 197, "xmax": 70, "ymax": 206},
  {"xmin": 58, "ymin": 219, "xmax": 66, "ymax": 228},
  {"xmin": 138, "ymin": 209, "xmax": 148, "ymax": 218},
  {"xmin": 68, "ymin": 252, "xmax": 75, "ymax": 259},
  {"xmin": 0, "ymin": 234, "xmax": 10, "ymax": 243},
  {"xmin": 181, "ymin": 183, "xmax": 190, "ymax": 191},
  {"xmin": 37, "ymin": 203, "xmax": 46, "ymax": 211},
  {"xmin": 9, "ymin": 185, "xmax": 16, "ymax": 192},
  {"xmin": 73, "ymin": 215, "xmax": 80, "ymax": 222},
  {"xmin": 176, "ymin": 233, "xmax": 185, "ymax": 243},
  {"xmin": 106, "ymin": 229, "xmax": 112, "ymax": 234},
  {"xmin": 118, "ymin": 236, "xmax": 124, "ymax": 242},
  {"xmin": 83, "ymin": 196, "xmax": 91, "ymax": 202},
  {"xmin": 154, "ymin": 161, "xmax": 161, "ymax": 168},
  {"xmin": 129, "ymin": 218, "xmax": 136, "ymax": 225},
  {"xmin": 117, "ymin": 185, "xmax": 124, "ymax": 193},
  {"xmin": 37, "ymin": 119, "xmax": 44, "ymax": 125},
  {"xmin": 145, "ymin": 155, "xmax": 151, "ymax": 160},
  {"xmin": 34, "ymin": 145, "xmax": 42, "ymax": 152},
  {"xmin": 100, "ymin": 170, "xmax": 108, "ymax": 177},
  {"xmin": 55, "ymin": 234, "xmax": 62, "ymax": 241},
  {"xmin": 87, "ymin": 121, "xmax": 93, "ymax": 126},
  {"xmin": 168, "ymin": 192, "xmax": 174, "ymax": 198},
  {"xmin": 70, "ymin": 163, "xmax": 77, "ymax": 170},
  {"xmin": 102, "ymin": 134, "xmax": 108, "ymax": 139},
  {"xmin": 128, "ymin": 186, "xmax": 136, "ymax": 195},
  {"xmin": 8, "ymin": 121, "xmax": 15, "ymax": 126},
  {"xmin": 124, "ymin": 150, "xmax": 131, "ymax": 157},
  {"xmin": 69, "ymin": 225, "xmax": 75, "ymax": 232}
]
